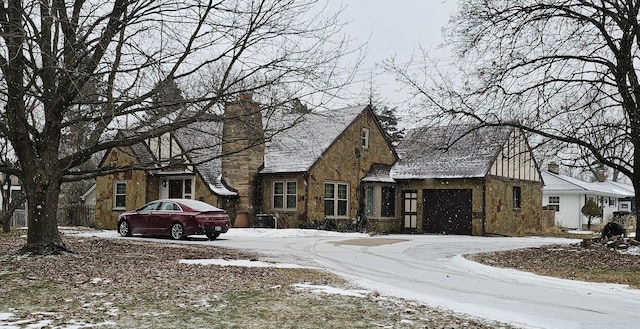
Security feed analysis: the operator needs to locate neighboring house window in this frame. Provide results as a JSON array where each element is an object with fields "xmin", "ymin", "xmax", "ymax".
[
  {"xmin": 114, "ymin": 181, "xmax": 126, "ymax": 209},
  {"xmin": 9, "ymin": 189, "xmax": 25, "ymax": 210},
  {"xmin": 609, "ymin": 197, "xmax": 616, "ymax": 207},
  {"xmin": 324, "ymin": 182, "xmax": 349, "ymax": 217},
  {"xmin": 548, "ymin": 196, "xmax": 560, "ymax": 212},
  {"xmin": 365, "ymin": 186, "xmax": 374, "ymax": 216},
  {"xmin": 381, "ymin": 186, "xmax": 396, "ymax": 217},
  {"xmin": 512, "ymin": 186, "xmax": 521, "ymax": 209},
  {"xmin": 361, "ymin": 128, "xmax": 369, "ymax": 149},
  {"xmin": 273, "ymin": 181, "xmax": 297, "ymax": 210}
]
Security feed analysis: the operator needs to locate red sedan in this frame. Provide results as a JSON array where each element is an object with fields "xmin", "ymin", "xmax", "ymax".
[{"xmin": 117, "ymin": 199, "xmax": 231, "ymax": 240}]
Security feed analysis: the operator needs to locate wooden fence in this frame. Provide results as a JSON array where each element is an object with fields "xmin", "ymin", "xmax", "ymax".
[{"xmin": 11, "ymin": 204, "xmax": 96, "ymax": 228}]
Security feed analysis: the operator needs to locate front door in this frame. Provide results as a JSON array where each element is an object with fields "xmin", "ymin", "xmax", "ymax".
[
  {"xmin": 167, "ymin": 178, "xmax": 193, "ymax": 199},
  {"xmin": 169, "ymin": 180, "xmax": 183, "ymax": 198},
  {"xmin": 423, "ymin": 189, "xmax": 472, "ymax": 235},
  {"xmin": 402, "ymin": 190, "xmax": 418, "ymax": 232}
]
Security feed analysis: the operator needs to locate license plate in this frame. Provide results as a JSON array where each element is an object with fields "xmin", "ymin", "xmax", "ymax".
[{"xmin": 214, "ymin": 226, "xmax": 222, "ymax": 232}]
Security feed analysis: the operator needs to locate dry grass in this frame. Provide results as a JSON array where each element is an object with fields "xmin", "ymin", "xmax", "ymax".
[{"xmin": 470, "ymin": 240, "xmax": 640, "ymax": 288}]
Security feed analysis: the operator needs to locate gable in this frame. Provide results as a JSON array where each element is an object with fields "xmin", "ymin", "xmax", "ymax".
[
  {"xmin": 261, "ymin": 105, "xmax": 370, "ymax": 174},
  {"xmin": 101, "ymin": 121, "xmax": 236, "ymax": 197},
  {"xmin": 100, "ymin": 146, "xmax": 142, "ymax": 168},
  {"xmin": 487, "ymin": 128, "xmax": 541, "ymax": 182}
]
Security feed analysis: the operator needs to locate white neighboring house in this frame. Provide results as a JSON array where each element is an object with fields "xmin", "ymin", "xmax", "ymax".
[
  {"xmin": 542, "ymin": 165, "xmax": 635, "ymax": 229},
  {"xmin": 0, "ymin": 175, "xmax": 27, "ymax": 227},
  {"xmin": 81, "ymin": 183, "xmax": 96, "ymax": 205}
]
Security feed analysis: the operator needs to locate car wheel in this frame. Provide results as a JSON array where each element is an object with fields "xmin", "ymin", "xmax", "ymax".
[
  {"xmin": 170, "ymin": 223, "xmax": 186, "ymax": 240},
  {"xmin": 206, "ymin": 233, "xmax": 220, "ymax": 241},
  {"xmin": 118, "ymin": 220, "xmax": 132, "ymax": 237}
]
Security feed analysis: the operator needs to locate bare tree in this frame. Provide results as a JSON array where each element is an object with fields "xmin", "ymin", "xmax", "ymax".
[
  {"xmin": 388, "ymin": 0, "xmax": 640, "ymax": 239},
  {"xmin": 0, "ymin": 0, "xmax": 356, "ymax": 254}
]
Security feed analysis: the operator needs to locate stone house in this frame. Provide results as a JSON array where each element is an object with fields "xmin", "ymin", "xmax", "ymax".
[
  {"xmin": 376, "ymin": 124, "xmax": 544, "ymax": 236},
  {"xmin": 92, "ymin": 94, "xmax": 549, "ymax": 236},
  {"xmin": 258, "ymin": 105, "xmax": 397, "ymax": 228},
  {"xmin": 93, "ymin": 97, "xmax": 397, "ymax": 230}
]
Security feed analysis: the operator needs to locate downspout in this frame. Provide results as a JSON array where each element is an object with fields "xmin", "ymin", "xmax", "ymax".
[{"xmin": 303, "ymin": 173, "xmax": 309, "ymax": 224}]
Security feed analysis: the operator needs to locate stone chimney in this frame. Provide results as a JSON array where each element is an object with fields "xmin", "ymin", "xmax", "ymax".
[
  {"xmin": 547, "ymin": 162, "xmax": 559, "ymax": 174},
  {"xmin": 596, "ymin": 168, "xmax": 606, "ymax": 182},
  {"xmin": 221, "ymin": 93, "xmax": 265, "ymax": 226}
]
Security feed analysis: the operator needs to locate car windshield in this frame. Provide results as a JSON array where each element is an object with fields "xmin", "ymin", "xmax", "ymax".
[{"xmin": 178, "ymin": 199, "xmax": 222, "ymax": 212}]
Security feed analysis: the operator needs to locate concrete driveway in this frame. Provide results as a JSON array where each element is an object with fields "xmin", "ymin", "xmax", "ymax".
[{"xmin": 217, "ymin": 231, "xmax": 640, "ymax": 329}]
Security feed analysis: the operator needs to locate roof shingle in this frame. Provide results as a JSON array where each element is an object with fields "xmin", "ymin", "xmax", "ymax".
[{"xmin": 391, "ymin": 124, "xmax": 513, "ymax": 179}]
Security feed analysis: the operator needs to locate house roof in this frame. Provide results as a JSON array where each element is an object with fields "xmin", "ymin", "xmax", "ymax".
[
  {"xmin": 260, "ymin": 105, "xmax": 369, "ymax": 174},
  {"xmin": 362, "ymin": 163, "xmax": 395, "ymax": 183},
  {"xmin": 112, "ymin": 104, "xmax": 377, "ymax": 194},
  {"xmin": 391, "ymin": 124, "xmax": 513, "ymax": 179},
  {"xmin": 171, "ymin": 122, "xmax": 237, "ymax": 196},
  {"xmin": 541, "ymin": 171, "xmax": 634, "ymax": 198}
]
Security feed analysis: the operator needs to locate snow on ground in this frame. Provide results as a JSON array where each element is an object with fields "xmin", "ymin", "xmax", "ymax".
[
  {"xmin": 179, "ymin": 258, "xmax": 313, "ymax": 269},
  {"xmin": 0, "ymin": 311, "xmax": 116, "ymax": 329},
  {"xmin": 622, "ymin": 246, "xmax": 640, "ymax": 255},
  {"xmin": 290, "ymin": 283, "xmax": 370, "ymax": 298},
  {"xmin": 67, "ymin": 226, "xmax": 369, "ymax": 240},
  {"xmin": 566, "ymin": 229, "xmax": 596, "ymax": 235}
]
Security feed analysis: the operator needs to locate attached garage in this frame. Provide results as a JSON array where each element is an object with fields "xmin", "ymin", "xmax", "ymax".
[
  {"xmin": 423, "ymin": 189, "xmax": 472, "ymax": 235},
  {"xmin": 390, "ymin": 124, "xmax": 544, "ymax": 236}
]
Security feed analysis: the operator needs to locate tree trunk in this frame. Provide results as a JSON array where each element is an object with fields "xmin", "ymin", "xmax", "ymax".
[
  {"xmin": 19, "ymin": 175, "xmax": 69, "ymax": 255},
  {"xmin": 634, "ymin": 164, "xmax": 640, "ymax": 241},
  {"xmin": 1, "ymin": 212, "xmax": 9, "ymax": 233}
]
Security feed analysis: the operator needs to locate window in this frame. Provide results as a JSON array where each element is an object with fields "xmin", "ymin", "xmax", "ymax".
[
  {"xmin": 609, "ymin": 197, "xmax": 616, "ymax": 207},
  {"xmin": 9, "ymin": 189, "xmax": 25, "ymax": 210},
  {"xmin": 184, "ymin": 180, "xmax": 192, "ymax": 199},
  {"xmin": 364, "ymin": 185, "xmax": 396, "ymax": 218},
  {"xmin": 324, "ymin": 182, "xmax": 349, "ymax": 217},
  {"xmin": 512, "ymin": 186, "xmax": 521, "ymax": 209},
  {"xmin": 381, "ymin": 186, "xmax": 396, "ymax": 217},
  {"xmin": 365, "ymin": 186, "xmax": 374, "ymax": 216},
  {"xmin": 548, "ymin": 196, "xmax": 560, "ymax": 212},
  {"xmin": 361, "ymin": 128, "xmax": 369, "ymax": 149},
  {"xmin": 273, "ymin": 181, "xmax": 297, "ymax": 210},
  {"xmin": 114, "ymin": 181, "xmax": 126, "ymax": 209},
  {"xmin": 140, "ymin": 201, "xmax": 161, "ymax": 211},
  {"xmin": 160, "ymin": 202, "xmax": 180, "ymax": 211}
]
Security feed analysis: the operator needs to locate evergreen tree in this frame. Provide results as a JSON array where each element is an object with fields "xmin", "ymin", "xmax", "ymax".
[{"xmin": 581, "ymin": 199, "xmax": 602, "ymax": 230}]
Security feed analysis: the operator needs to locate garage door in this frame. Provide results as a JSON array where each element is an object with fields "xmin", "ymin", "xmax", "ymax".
[{"xmin": 423, "ymin": 189, "xmax": 472, "ymax": 235}]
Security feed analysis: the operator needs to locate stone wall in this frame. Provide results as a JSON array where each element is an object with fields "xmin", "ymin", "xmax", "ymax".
[
  {"xmin": 304, "ymin": 109, "xmax": 397, "ymax": 224},
  {"xmin": 393, "ymin": 177, "xmax": 544, "ymax": 236},
  {"xmin": 94, "ymin": 147, "xmax": 147, "ymax": 229},
  {"xmin": 222, "ymin": 94, "xmax": 265, "ymax": 225},
  {"xmin": 484, "ymin": 178, "xmax": 544, "ymax": 236}
]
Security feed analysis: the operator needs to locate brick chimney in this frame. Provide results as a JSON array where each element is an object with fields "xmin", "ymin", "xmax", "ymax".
[
  {"xmin": 222, "ymin": 93, "xmax": 265, "ymax": 226},
  {"xmin": 596, "ymin": 168, "xmax": 606, "ymax": 182},
  {"xmin": 547, "ymin": 162, "xmax": 559, "ymax": 174}
]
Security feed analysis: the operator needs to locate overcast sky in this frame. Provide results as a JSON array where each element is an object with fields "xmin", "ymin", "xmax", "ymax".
[{"xmin": 325, "ymin": 1, "xmax": 459, "ymax": 110}]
